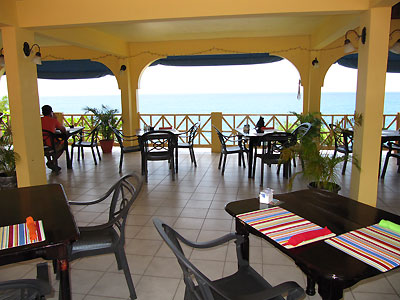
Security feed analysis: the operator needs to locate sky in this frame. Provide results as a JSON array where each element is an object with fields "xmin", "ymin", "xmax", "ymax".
[{"xmin": 1, "ymin": 59, "xmax": 400, "ymax": 97}]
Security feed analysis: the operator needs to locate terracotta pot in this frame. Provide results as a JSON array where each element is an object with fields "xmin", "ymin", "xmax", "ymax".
[
  {"xmin": 0, "ymin": 173, "xmax": 17, "ymax": 190},
  {"xmin": 307, "ymin": 181, "xmax": 341, "ymax": 194},
  {"xmin": 99, "ymin": 140, "xmax": 114, "ymax": 153}
]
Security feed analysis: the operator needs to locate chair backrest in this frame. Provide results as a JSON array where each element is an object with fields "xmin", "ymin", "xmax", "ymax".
[
  {"xmin": 139, "ymin": 130, "xmax": 176, "ymax": 157},
  {"xmin": 111, "ymin": 126, "xmax": 124, "ymax": 147},
  {"xmin": 42, "ymin": 129, "xmax": 63, "ymax": 151},
  {"xmin": 153, "ymin": 218, "xmax": 227, "ymax": 300},
  {"xmin": 213, "ymin": 126, "xmax": 227, "ymax": 149},
  {"xmin": 104, "ymin": 174, "xmax": 143, "ymax": 244},
  {"xmin": 329, "ymin": 124, "xmax": 352, "ymax": 150},
  {"xmin": 291, "ymin": 122, "xmax": 312, "ymax": 140},
  {"xmin": 187, "ymin": 122, "xmax": 200, "ymax": 145},
  {"xmin": 87, "ymin": 125, "xmax": 100, "ymax": 145}
]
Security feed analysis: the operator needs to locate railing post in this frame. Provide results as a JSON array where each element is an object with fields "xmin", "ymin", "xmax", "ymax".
[
  {"xmin": 211, "ymin": 112, "xmax": 222, "ymax": 153},
  {"xmin": 397, "ymin": 112, "xmax": 400, "ymax": 131}
]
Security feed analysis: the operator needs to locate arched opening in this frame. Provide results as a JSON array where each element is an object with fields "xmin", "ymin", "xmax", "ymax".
[{"xmin": 138, "ymin": 57, "xmax": 302, "ymax": 114}]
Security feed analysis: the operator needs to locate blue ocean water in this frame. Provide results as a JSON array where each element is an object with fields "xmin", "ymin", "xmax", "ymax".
[{"xmin": 40, "ymin": 92, "xmax": 400, "ymax": 115}]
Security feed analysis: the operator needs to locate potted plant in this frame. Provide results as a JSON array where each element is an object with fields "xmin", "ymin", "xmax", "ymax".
[
  {"xmin": 84, "ymin": 105, "xmax": 118, "ymax": 153},
  {"xmin": 281, "ymin": 112, "xmax": 360, "ymax": 193},
  {"xmin": 0, "ymin": 125, "xmax": 19, "ymax": 189}
]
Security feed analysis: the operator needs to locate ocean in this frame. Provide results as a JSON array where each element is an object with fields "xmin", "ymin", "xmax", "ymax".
[{"xmin": 39, "ymin": 92, "xmax": 400, "ymax": 115}]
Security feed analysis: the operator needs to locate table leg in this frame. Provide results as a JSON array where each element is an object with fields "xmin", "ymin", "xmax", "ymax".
[
  {"xmin": 247, "ymin": 139, "xmax": 255, "ymax": 178},
  {"xmin": 235, "ymin": 218, "xmax": 249, "ymax": 262},
  {"xmin": 306, "ymin": 276, "xmax": 316, "ymax": 296},
  {"xmin": 317, "ymin": 277, "xmax": 344, "ymax": 300},
  {"xmin": 175, "ymin": 147, "xmax": 179, "ymax": 173},
  {"xmin": 58, "ymin": 259, "xmax": 72, "ymax": 300}
]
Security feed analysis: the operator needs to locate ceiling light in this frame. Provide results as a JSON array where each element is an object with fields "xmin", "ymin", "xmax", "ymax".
[
  {"xmin": 311, "ymin": 57, "xmax": 319, "ymax": 68},
  {"xmin": 389, "ymin": 29, "xmax": 400, "ymax": 54}
]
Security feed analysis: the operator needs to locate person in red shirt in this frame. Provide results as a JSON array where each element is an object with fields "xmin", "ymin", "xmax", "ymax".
[{"xmin": 41, "ymin": 105, "xmax": 66, "ymax": 172}]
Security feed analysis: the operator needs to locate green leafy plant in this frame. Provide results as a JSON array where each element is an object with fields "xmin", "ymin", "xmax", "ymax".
[
  {"xmin": 0, "ymin": 96, "xmax": 9, "ymax": 114},
  {"xmin": 84, "ymin": 105, "xmax": 118, "ymax": 140},
  {"xmin": 0, "ymin": 126, "xmax": 20, "ymax": 176},
  {"xmin": 282, "ymin": 112, "xmax": 360, "ymax": 192}
]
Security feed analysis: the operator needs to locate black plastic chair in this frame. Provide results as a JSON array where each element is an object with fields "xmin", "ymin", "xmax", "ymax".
[
  {"xmin": 329, "ymin": 124, "xmax": 353, "ymax": 174},
  {"xmin": 178, "ymin": 122, "xmax": 199, "ymax": 167},
  {"xmin": 213, "ymin": 126, "xmax": 247, "ymax": 175},
  {"xmin": 138, "ymin": 130, "xmax": 177, "ymax": 181},
  {"xmin": 71, "ymin": 126, "xmax": 101, "ymax": 165},
  {"xmin": 0, "ymin": 262, "xmax": 52, "ymax": 300},
  {"xmin": 111, "ymin": 127, "xmax": 140, "ymax": 173},
  {"xmin": 153, "ymin": 218, "xmax": 304, "ymax": 300},
  {"xmin": 42, "ymin": 129, "xmax": 64, "ymax": 172},
  {"xmin": 253, "ymin": 132, "xmax": 293, "ymax": 185},
  {"xmin": 381, "ymin": 141, "xmax": 400, "ymax": 178},
  {"xmin": 66, "ymin": 174, "xmax": 143, "ymax": 300}
]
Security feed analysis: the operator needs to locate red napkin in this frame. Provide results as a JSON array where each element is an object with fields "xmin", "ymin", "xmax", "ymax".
[
  {"xmin": 26, "ymin": 216, "xmax": 37, "ymax": 242},
  {"xmin": 159, "ymin": 127, "xmax": 172, "ymax": 130},
  {"xmin": 287, "ymin": 227, "xmax": 332, "ymax": 246},
  {"xmin": 261, "ymin": 126, "xmax": 274, "ymax": 130}
]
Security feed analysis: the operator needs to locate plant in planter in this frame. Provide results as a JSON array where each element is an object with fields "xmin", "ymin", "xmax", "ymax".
[
  {"xmin": 84, "ymin": 105, "xmax": 118, "ymax": 153},
  {"xmin": 0, "ymin": 126, "xmax": 19, "ymax": 189},
  {"xmin": 282, "ymin": 112, "xmax": 360, "ymax": 193}
]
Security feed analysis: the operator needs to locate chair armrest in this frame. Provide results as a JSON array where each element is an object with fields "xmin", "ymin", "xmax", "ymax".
[{"xmin": 226, "ymin": 281, "xmax": 304, "ymax": 300}]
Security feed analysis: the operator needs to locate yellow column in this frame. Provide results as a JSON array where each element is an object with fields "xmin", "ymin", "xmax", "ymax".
[
  {"xmin": 211, "ymin": 112, "xmax": 222, "ymax": 153},
  {"xmin": 350, "ymin": 7, "xmax": 391, "ymax": 206},
  {"xmin": 303, "ymin": 53, "xmax": 323, "ymax": 114},
  {"xmin": 115, "ymin": 63, "xmax": 134, "ymax": 136},
  {"xmin": 2, "ymin": 27, "xmax": 46, "ymax": 186}
]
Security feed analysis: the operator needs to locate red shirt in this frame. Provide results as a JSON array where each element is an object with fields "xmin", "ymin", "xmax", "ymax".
[{"xmin": 41, "ymin": 116, "xmax": 64, "ymax": 146}]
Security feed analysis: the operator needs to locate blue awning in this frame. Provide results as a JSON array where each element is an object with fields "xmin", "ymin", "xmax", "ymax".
[
  {"xmin": 150, "ymin": 53, "xmax": 282, "ymax": 67},
  {"xmin": 37, "ymin": 59, "xmax": 113, "ymax": 79},
  {"xmin": 337, "ymin": 52, "xmax": 400, "ymax": 73}
]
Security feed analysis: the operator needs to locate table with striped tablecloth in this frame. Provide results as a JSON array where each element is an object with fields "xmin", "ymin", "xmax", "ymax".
[
  {"xmin": 0, "ymin": 220, "xmax": 46, "ymax": 250},
  {"xmin": 237, "ymin": 206, "xmax": 335, "ymax": 249},
  {"xmin": 325, "ymin": 224, "xmax": 400, "ymax": 272}
]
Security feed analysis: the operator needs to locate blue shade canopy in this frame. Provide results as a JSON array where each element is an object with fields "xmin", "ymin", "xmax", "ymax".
[
  {"xmin": 337, "ymin": 52, "xmax": 400, "ymax": 73},
  {"xmin": 150, "ymin": 53, "xmax": 283, "ymax": 67},
  {"xmin": 37, "ymin": 59, "xmax": 113, "ymax": 79}
]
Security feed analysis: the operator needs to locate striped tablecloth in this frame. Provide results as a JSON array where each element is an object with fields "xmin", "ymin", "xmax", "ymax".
[
  {"xmin": 325, "ymin": 224, "xmax": 400, "ymax": 272},
  {"xmin": 237, "ymin": 207, "xmax": 335, "ymax": 249},
  {"xmin": 0, "ymin": 220, "xmax": 46, "ymax": 250}
]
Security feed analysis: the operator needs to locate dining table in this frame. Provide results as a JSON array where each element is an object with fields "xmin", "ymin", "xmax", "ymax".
[
  {"xmin": 136, "ymin": 128, "xmax": 182, "ymax": 173},
  {"xmin": 344, "ymin": 128, "xmax": 400, "ymax": 174},
  {"xmin": 236, "ymin": 127, "xmax": 292, "ymax": 178},
  {"xmin": 57, "ymin": 126, "xmax": 84, "ymax": 169},
  {"xmin": 225, "ymin": 189, "xmax": 400, "ymax": 300},
  {"xmin": 0, "ymin": 184, "xmax": 79, "ymax": 300}
]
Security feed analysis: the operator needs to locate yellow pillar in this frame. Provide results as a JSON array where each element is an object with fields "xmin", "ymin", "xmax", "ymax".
[
  {"xmin": 2, "ymin": 27, "xmax": 47, "ymax": 186},
  {"xmin": 211, "ymin": 112, "xmax": 222, "ymax": 153},
  {"xmin": 303, "ymin": 53, "xmax": 323, "ymax": 114},
  {"xmin": 350, "ymin": 7, "xmax": 391, "ymax": 206}
]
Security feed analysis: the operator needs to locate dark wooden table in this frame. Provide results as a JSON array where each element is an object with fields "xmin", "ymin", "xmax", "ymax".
[
  {"xmin": 236, "ymin": 128, "xmax": 291, "ymax": 178},
  {"xmin": 225, "ymin": 189, "xmax": 400, "ymax": 300},
  {"xmin": 57, "ymin": 127, "xmax": 84, "ymax": 169},
  {"xmin": 0, "ymin": 184, "xmax": 79, "ymax": 300},
  {"xmin": 136, "ymin": 129, "xmax": 182, "ymax": 173}
]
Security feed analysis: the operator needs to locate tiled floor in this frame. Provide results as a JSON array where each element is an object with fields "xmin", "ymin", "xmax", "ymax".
[{"xmin": 1, "ymin": 148, "xmax": 400, "ymax": 300}]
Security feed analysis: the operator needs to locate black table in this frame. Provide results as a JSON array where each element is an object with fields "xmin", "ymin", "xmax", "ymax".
[
  {"xmin": 344, "ymin": 128, "xmax": 400, "ymax": 175},
  {"xmin": 225, "ymin": 189, "xmax": 400, "ymax": 300},
  {"xmin": 57, "ymin": 127, "xmax": 84, "ymax": 169},
  {"xmin": 0, "ymin": 184, "xmax": 79, "ymax": 300},
  {"xmin": 136, "ymin": 129, "xmax": 182, "ymax": 173},
  {"xmin": 236, "ymin": 128, "xmax": 291, "ymax": 178}
]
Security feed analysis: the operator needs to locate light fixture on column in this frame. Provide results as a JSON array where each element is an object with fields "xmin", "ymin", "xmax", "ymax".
[
  {"xmin": 311, "ymin": 57, "xmax": 319, "ymax": 68},
  {"xmin": 389, "ymin": 29, "xmax": 400, "ymax": 54},
  {"xmin": 23, "ymin": 42, "xmax": 42, "ymax": 65},
  {"xmin": 120, "ymin": 64, "xmax": 127, "ymax": 74},
  {"xmin": 343, "ymin": 27, "xmax": 367, "ymax": 54},
  {"xmin": 0, "ymin": 48, "xmax": 4, "ymax": 67}
]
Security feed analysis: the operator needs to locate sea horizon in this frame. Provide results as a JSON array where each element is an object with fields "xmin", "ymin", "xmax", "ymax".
[{"xmin": 40, "ymin": 92, "xmax": 399, "ymax": 115}]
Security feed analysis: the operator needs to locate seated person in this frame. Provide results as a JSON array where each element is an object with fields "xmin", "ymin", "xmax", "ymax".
[{"xmin": 41, "ymin": 105, "xmax": 66, "ymax": 172}]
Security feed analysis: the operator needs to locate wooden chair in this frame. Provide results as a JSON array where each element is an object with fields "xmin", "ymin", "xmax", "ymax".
[
  {"xmin": 71, "ymin": 126, "xmax": 101, "ymax": 165},
  {"xmin": 213, "ymin": 126, "xmax": 247, "ymax": 175},
  {"xmin": 111, "ymin": 127, "xmax": 140, "ymax": 173},
  {"xmin": 177, "ymin": 122, "xmax": 199, "ymax": 167},
  {"xmin": 153, "ymin": 218, "xmax": 304, "ymax": 300}
]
